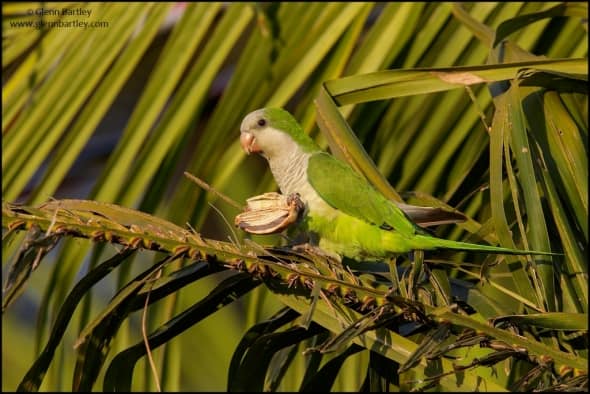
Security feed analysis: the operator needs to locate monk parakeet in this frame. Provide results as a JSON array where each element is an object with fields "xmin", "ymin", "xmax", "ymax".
[{"xmin": 239, "ymin": 107, "xmax": 554, "ymax": 260}]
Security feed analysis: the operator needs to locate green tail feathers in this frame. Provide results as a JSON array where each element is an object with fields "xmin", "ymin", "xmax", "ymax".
[{"xmin": 416, "ymin": 235, "xmax": 559, "ymax": 256}]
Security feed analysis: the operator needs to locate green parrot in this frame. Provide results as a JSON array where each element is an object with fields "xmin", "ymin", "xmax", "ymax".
[{"xmin": 239, "ymin": 107, "xmax": 555, "ymax": 260}]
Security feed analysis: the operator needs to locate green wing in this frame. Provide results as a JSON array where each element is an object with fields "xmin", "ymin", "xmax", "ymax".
[{"xmin": 307, "ymin": 152, "xmax": 420, "ymax": 237}]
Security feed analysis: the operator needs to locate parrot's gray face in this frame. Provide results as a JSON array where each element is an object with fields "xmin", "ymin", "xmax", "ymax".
[
  {"xmin": 239, "ymin": 109, "xmax": 266, "ymax": 155},
  {"xmin": 240, "ymin": 109, "xmax": 297, "ymax": 160}
]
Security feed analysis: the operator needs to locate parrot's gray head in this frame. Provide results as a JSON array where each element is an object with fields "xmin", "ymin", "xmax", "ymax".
[
  {"xmin": 240, "ymin": 108, "xmax": 299, "ymax": 160},
  {"xmin": 240, "ymin": 108, "xmax": 320, "ymax": 160}
]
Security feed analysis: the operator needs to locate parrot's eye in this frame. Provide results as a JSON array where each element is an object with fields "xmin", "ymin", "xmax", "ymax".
[{"xmin": 257, "ymin": 118, "xmax": 267, "ymax": 127}]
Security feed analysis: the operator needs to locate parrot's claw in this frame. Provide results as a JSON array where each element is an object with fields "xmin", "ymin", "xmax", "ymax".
[{"xmin": 286, "ymin": 192, "xmax": 304, "ymax": 210}]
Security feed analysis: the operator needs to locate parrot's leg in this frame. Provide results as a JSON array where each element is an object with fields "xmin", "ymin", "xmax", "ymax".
[{"xmin": 291, "ymin": 243, "xmax": 342, "ymax": 264}]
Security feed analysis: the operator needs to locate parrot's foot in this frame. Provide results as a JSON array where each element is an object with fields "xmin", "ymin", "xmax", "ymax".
[
  {"xmin": 286, "ymin": 192, "xmax": 305, "ymax": 213},
  {"xmin": 291, "ymin": 243, "xmax": 342, "ymax": 264}
]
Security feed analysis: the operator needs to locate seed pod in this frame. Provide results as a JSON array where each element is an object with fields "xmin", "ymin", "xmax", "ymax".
[{"xmin": 235, "ymin": 192, "xmax": 304, "ymax": 234}]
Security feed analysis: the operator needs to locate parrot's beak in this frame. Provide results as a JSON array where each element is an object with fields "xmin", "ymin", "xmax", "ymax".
[{"xmin": 240, "ymin": 131, "xmax": 261, "ymax": 154}]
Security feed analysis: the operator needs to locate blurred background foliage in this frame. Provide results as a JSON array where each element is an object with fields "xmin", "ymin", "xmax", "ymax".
[{"xmin": 2, "ymin": 2, "xmax": 588, "ymax": 391}]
